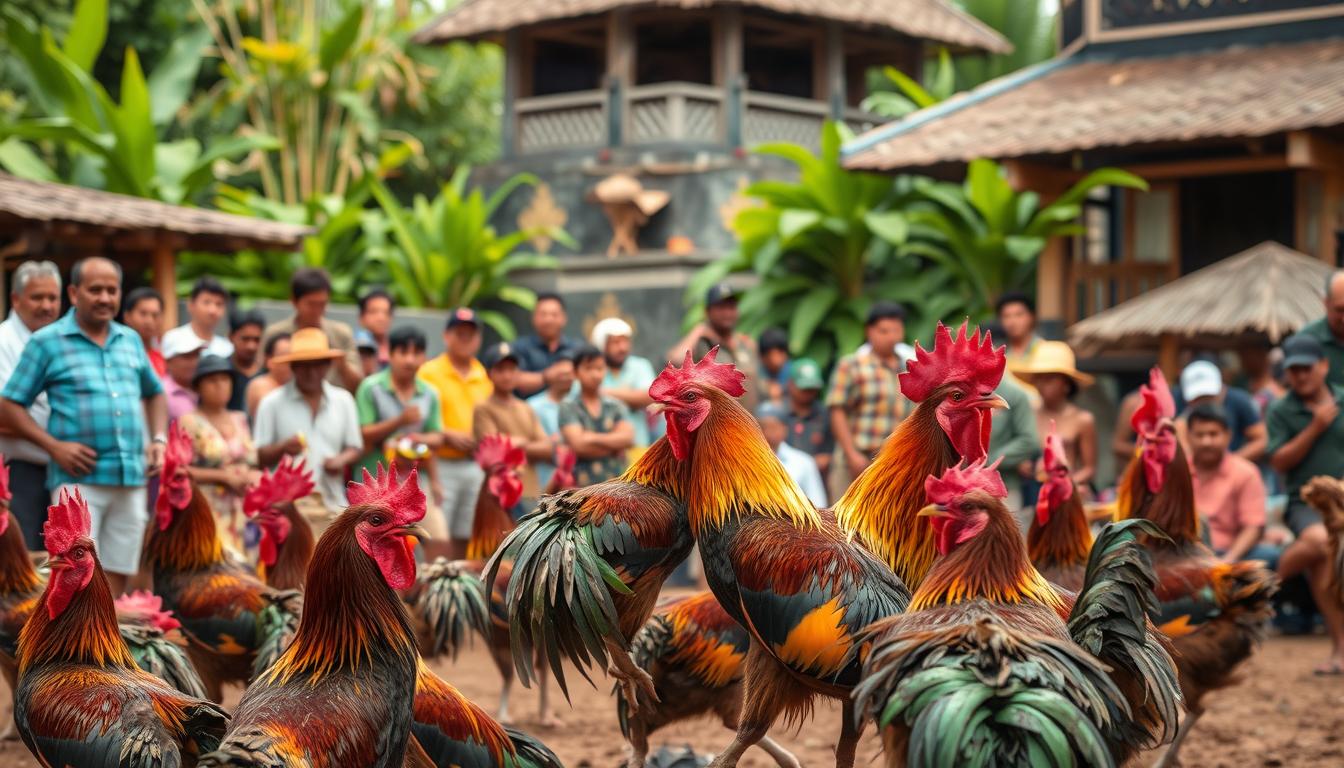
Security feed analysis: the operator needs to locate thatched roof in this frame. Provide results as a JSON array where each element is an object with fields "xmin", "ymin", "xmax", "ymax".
[
  {"xmin": 845, "ymin": 37, "xmax": 1344, "ymax": 171},
  {"xmin": 0, "ymin": 174, "xmax": 310, "ymax": 253},
  {"xmin": 1068, "ymin": 242, "xmax": 1333, "ymax": 355},
  {"xmin": 413, "ymin": 0, "xmax": 1011, "ymax": 54}
]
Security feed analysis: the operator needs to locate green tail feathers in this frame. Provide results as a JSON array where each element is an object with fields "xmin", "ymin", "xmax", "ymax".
[
  {"xmin": 252, "ymin": 590, "xmax": 302, "ymax": 679},
  {"xmin": 414, "ymin": 558, "xmax": 491, "ymax": 660},
  {"xmin": 502, "ymin": 725, "xmax": 564, "ymax": 768},
  {"xmin": 122, "ymin": 625, "xmax": 208, "ymax": 699}
]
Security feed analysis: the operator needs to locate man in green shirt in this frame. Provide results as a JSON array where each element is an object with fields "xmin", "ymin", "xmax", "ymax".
[
  {"xmin": 1267, "ymin": 332, "xmax": 1344, "ymax": 673},
  {"xmin": 987, "ymin": 376, "xmax": 1040, "ymax": 522},
  {"xmin": 1297, "ymin": 270, "xmax": 1344, "ymax": 389}
]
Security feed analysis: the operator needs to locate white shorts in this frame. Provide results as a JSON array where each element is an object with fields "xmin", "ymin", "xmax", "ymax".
[
  {"xmin": 435, "ymin": 459, "xmax": 484, "ymax": 540},
  {"xmin": 51, "ymin": 483, "xmax": 148, "ymax": 576}
]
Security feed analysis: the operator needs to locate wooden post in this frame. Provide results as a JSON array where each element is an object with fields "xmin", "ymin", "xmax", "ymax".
[
  {"xmin": 716, "ymin": 6, "xmax": 743, "ymax": 148},
  {"xmin": 1158, "ymin": 333, "xmax": 1181, "ymax": 382},
  {"xmin": 606, "ymin": 9, "xmax": 634, "ymax": 148},
  {"xmin": 824, "ymin": 22, "xmax": 845, "ymax": 121},
  {"xmin": 1322, "ymin": 169, "xmax": 1342, "ymax": 265},
  {"xmin": 501, "ymin": 29, "xmax": 521, "ymax": 158},
  {"xmin": 151, "ymin": 243, "xmax": 177, "ymax": 329}
]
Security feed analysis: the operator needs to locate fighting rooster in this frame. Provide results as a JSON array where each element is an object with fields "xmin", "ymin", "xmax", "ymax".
[
  {"xmin": 855, "ymin": 463, "xmax": 1180, "ymax": 767},
  {"xmin": 1301, "ymin": 474, "xmax": 1344, "ymax": 604},
  {"xmin": 113, "ymin": 590, "xmax": 209, "ymax": 700},
  {"xmin": 1115, "ymin": 368, "xmax": 1277, "ymax": 767},
  {"xmin": 198, "ymin": 466, "xmax": 428, "ymax": 767},
  {"xmin": 15, "ymin": 489, "xmax": 228, "ymax": 766},
  {"xmin": 1028, "ymin": 423, "xmax": 1093, "ymax": 592},
  {"xmin": 143, "ymin": 424, "xmax": 301, "ymax": 701},
  {"xmin": 618, "ymin": 592, "xmax": 799, "ymax": 768},
  {"xmin": 242, "ymin": 456, "xmax": 316, "ymax": 591},
  {"xmin": 649, "ymin": 351, "xmax": 909, "ymax": 767}
]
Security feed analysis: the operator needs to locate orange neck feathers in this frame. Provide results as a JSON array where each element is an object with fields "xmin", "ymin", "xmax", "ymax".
[
  {"xmin": 684, "ymin": 391, "xmax": 820, "ymax": 537},
  {"xmin": 264, "ymin": 510, "xmax": 416, "ymax": 685},
  {"xmin": 466, "ymin": 481, "xmax": 516, "ymax": 561},
  {"xmin": 259, "ymin": 504, "xmax": 314, "ymax": 591},
  {"xmin": 18, "ymin": 556, "xmax": 134, "ymax": 672},
  {"xmin": 143, "ymin": 482, "xmax": 224, "ymax": 573},
  {"xmin": 911, "ymin": 502, "xmax": 1065, "ymax": 614},
  {"xmin": 832, "ymin": 398, "xmax": 957, "ymax": 588},
  {"xmin": 0, "ymin": 513, "xmax": 42, "ymax": 595},
  {"xmin": 414, "ymin": 660, "xmax": 513, "ymax": 764},
  {"xmin": 620, "ymin": 435, "xmax": 688, "ymax": 498},
  {"xmin": 1027, "ymin": 492, "xmax": 1093, "ymax": 571},
  {"xmin": 1116, "ymin": 442, "xmax": 1200, "ymax": 546}
]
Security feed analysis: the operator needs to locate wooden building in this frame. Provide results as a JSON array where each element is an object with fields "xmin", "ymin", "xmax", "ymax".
[
  {"xmin": 0, "ymin": 174, "xmax": 309, "ymax": 326},
  {"xmin": 844, "ymin": 1, "xmax": 1344, "ymax": 368}
]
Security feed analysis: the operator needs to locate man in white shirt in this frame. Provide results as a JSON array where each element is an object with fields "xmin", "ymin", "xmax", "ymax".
[
  {"xmin": 592, "ymin": 317, "xmax": 659, "ymax": 447},
  {"xmin": 0, "ymin": 260, "xmax": 62, "ymax": 549},
  {"xmin": 758, "ymin": 402, "xmax": 827, "ymax": 508},
  {"xmin": 161, "ymin": 276, "xmax": 233, "ymax": 359}
]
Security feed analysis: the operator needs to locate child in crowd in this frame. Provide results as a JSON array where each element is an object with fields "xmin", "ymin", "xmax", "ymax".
[
  {"xmin": 473, "ymin": 342, "xmax": 556, "ymax": 511},
  {"xmin": 559, "ymin": 345, "xmax": 633, "ymax": 486}
]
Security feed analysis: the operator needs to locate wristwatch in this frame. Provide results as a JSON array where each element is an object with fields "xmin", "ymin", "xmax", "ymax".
[{"xmin": 152, "ymin": 434, "xmax": 167, "ymax": 445}]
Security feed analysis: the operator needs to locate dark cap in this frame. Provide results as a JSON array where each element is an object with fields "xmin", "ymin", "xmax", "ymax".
[
  {"xmin": 480, "ymin": 341, "xmax": 520, "ymax": 369},
  {"xmin": 354, "ymin": 329, "xmax": 378, "ymax": 352},
  {"xmin": 191, "ymin": 354, "xmax": 235, "ymax": 387},
  {"xmin": 759, "ymin": 327, "xmax": 789, "ymax": 354},
  {"xmin": 446, "ymin": 307, "xmax": 479, "ymax": 329},
  {"xmin": 705, "ymin": 283, "xmax": 739, "ymax": 306},
  {"xmin": 1282, "ymin": 333, "xmax": 1326, "ymax": 369}
]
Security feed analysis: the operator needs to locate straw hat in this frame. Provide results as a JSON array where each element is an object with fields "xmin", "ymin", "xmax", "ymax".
[
  {"xmin": 271, "ymin": 327, "xmax": 344, "ymax": 364},
  {"xmin": 588, "ymin": 174, "xmax": 670, "ymax": 217},
  {"xmin": 1010, "ymin": 340, "xmax": 1095, "ymax": 387}
]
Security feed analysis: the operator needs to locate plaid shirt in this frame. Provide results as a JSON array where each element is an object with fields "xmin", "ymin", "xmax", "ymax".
[
  {"xmin": 825, "ymin": 350, "xmax": 905, "ymax": 454},
  {"xmin": 1, "ymin": 310, "xmax": 163, "ymax": 489}
]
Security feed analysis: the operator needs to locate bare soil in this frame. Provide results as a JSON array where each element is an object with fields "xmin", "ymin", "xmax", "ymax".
[{"xmin": 1, "ymin": 634, "xmax": 1341, "ymax": 766}]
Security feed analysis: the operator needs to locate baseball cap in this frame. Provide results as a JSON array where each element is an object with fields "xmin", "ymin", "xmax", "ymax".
[
  {"xmin": 446, "ymin": 307, "xmax": 479, "ymax": 329},
  {"xmin": 191, "ymin": 354, "xmax": 234, "ymax": 386},
  {"xmin": 1282, "ymin": 333, "xmax": 1326, "ymax": 369},
  {"xmin": 480, "ymin": 341, "xmax": 520, "ymax": 369},
  {"xmin": 759, "ymin": 328, "xmax": 789, "ymax": 354},
  {"xmin": 162, "ymin": 332, "xmax": 208, "ymax": 360},
  {"xmin": 705, "ymin": 283, "xmax": 739, "ymax": 306},
  {"xmin": 354, "ymin": 329, "xmax": 378, "ymax": 353},
  {"xmin": 1179, "ymin": 360, "xmax": 1223, "ymax": 401},
  {"xmin": 790, "ymin": 358, "xmax": 825, "ymax": 390}
]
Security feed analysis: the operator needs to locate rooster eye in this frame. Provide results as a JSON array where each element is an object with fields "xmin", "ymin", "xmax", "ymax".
[
  {"xmin": 72, "ymin": 547, "xmax": 85, "ymax": 561},
  {"xmin": 683, "ymin": 391, "xmax": 697, "ymax": 402},
  {"xmin": 368, "ymin": 513, "xmax": 387, "ymax": 527},
  {"xmin": 951, "ymin": 391, "xmax": 964, "ymax": 402}
]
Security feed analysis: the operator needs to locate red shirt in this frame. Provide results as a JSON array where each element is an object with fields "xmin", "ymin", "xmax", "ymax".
[
  {"xmin": 1191, "ymin": 454, "xmax": 1267, "ymax": 551},
  {"xmin": 147, "ymin": 347, "xmax": 166, "ymax": 377}
]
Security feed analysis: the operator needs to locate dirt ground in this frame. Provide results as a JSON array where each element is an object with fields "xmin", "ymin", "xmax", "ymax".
[{"xmin": 1, "ymin": 634, "xmax": 1341, "ymax": 766}]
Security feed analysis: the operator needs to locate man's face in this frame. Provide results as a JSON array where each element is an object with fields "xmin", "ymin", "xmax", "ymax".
[
  {"xmin": 189, "ymin": 292, "xmax": 226, "ymax": 332},
  {"xmin": 488, "ymin": 360, "xmax": 520, "ymax": 393},
  {"xmin": 294, "ymin": 290, "xmax": 329, "ymax": 328},
  {"xmin": 124, "ymin": 298, "xmax": 163, "ymax": 342},
  {"xmin": 445, "ymin": 325, "xmax": 481, "ymax": 360},
  {"xmin": 1326, "ymin": 276, "xmax": 1344, "ymax": 339},
  {"xmin": 230, "ymin": 323, "xmax": 262, "ymax": 366},
  {"xmin": 789, "ymin": 380, "xmax": 818, "ymax": 406},
  {"xmin": 389, "ymin": 344, "xmax": 425, "ymax": 381},
  {"xmin": 866, "ymin": 318, "xmax": 904, "ymax": 357},
  {"xmin": 361, "ymin": 296, "xmax": 393, "ymax": 337},
  {"xmin": 1286, "ymin": 361, "xmax": 1328, "ymax": 398},
  {"xmin": 291, "ymin": 360, "xmax": 330, "ymax": 393},
  {"xmin": 1189, "ymin": 419, "xmax": 1231, "ymax": 468},
  {"xmin": 11, "ymin": 275, "xmax": 60, "ymax": 331},
  {"xmin": 706, "ymin": 300, "xmax": 738, "ymax": 335},
  {"xmin": 532, "ymin": 299, "xmax": 566, "ymax": 341},
  {"xmin": 549, "ymin": 360, "xmax": 575, "ymax": 394},
  {"xmin": 762, "ymin": 348, "xmax": 788, "ymax": 376},
  {"xmin": 69, "ymin": 261, "xmax": 121, "ymax": 325},
  {"xmin": 166, "ymin": 350, "xmax": 201, "ymax": 387},
  {"xmin": 604, "ymin": 334, "xmax": 631, "ymax": 368},
  {"xmin": 998, "ymin": 301, "xmax": 1035, "ymax": 342},
  {"xmin": 758, "ymin": 416, "xmax": 786, "ymax": 449},
  {"xmin": 577, "ymin": 357, "xmax": 606, "ymax": 392}
]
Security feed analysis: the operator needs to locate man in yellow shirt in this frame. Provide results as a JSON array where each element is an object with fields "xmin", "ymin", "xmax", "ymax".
[{"xmin": 417, "ymin": 308, "xmax": 492, "ymax": 558}]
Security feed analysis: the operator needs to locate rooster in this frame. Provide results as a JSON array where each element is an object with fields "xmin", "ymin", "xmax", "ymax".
[
  {"xmin": 15, "ymin": 489, "xmax": 229, "ymax": 766},
  {"xmin": 112, "ymin": 590, "xmax": 209, "ymax": 700},
  {"xmin": 1028, "ymin": 423, "xmax": 1093, "ymax": 592},
  {"xmin": 1115, "ymin": 367, "xmax": 1278, "ymax": 767},
  {"xmin": 618, "ymin": 592, "xmax": 800, "ymax": 768},
  {"xmin": 198, "ymin": 465, "xmax": 428, "ymax": 767},
  {"xmin": 412, "ymin": 658, "xmax": 563, "ymax": 768},
  {"xmin": 242, "ymin": 456, "xmax": 317, "ymax": 591},
  {"xmin": 1301, "ymin": 475, "xmax": 1344, "ymax": 604},
  {"xmin": 143, "ymin": 423, "xmax": 301, "ymax": 702},
  {"xmin": 649, "ymin": 350, "xmax": 909, "ymax": 768},
  {"xmin": 854, "ymin": 463, "xmax": 1180, "ymax": 767}
]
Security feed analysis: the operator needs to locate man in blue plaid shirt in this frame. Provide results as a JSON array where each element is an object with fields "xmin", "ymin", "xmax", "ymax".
[{"xmin": 0, "ymin": 257, "xmax": 167, "ymax": 594}]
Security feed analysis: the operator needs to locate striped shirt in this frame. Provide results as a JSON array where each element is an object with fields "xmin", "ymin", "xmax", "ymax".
[
  {"xmin": 1, "ymin": 310, "xmax": 163, "ymax": 489},
  {"xmin": 825, "ymin": 350, "xmax": 905, "ymax": 455}
]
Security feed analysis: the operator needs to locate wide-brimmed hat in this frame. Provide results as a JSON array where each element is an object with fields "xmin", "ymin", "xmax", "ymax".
[
  {"xmin": 270, "ymin": 327, "xmax": 344, "ymax": 364},
  {"xmin": 588, "ymin": 174, "xmax": 670, "ymax": 217},
  {"xmin": 1010, "ymin": 340, "xmax": 1095, "ymax": 387}
]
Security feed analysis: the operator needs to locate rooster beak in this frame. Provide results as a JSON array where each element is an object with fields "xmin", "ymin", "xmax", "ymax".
[
  {"xmin": 647, "ymin": 403, "xmax": 666, "ymax": 415},
  {"xmin": 976, "ymin": 393, "xmax": 1009, "ymax": 411},
  {"xmin": 43, "ymin": 554, "xmax": 66, "ymax": 570},
  {"xmin": 398, "ymin": 523, "xmax": 431, "ymax": 542},
  {"xmin": 917, "ymin": 504, "xmax": 948, "ymax": 518}
]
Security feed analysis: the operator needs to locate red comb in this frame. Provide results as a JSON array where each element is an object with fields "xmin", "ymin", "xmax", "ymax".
[
  {"xmin": 155, "ymin": 421, "xmax": 194, "ymax": 529},
  {"xmin": 925, "ymin": 460, "xmax": 1007, "ymax": 507},
  {"xmin": 244, "ymin": 457, "xmax": 316, "ymax": 518},
  {"xmin": 346, "ymin": 464, "xmax": 426, "ymax": 525},
  {"xmin": 115, "ymin": 590, "xmax": 181, "ymax": 633},
  {"xmin": 475, "ymin": 434, "xmax": 526, "ymax": 472},
  {"xmin": 1042, "ymin": 421, "xmax": 1066, "ymax": 473},
  {"xmin": 900, "ymin": 321, "xmax": 1005, "ymax": 403},
  {"xmin": 44, "ymin": 487, "xmax": 91, "ymax": 557},
  {"xmin": 1131, "ymin": 367, "xmax": 1176, "ymax": 438},
  {"xmin": 0, "ymin": 455, "xmax": 10, "ymax": 505},
  {"xmin": 650, "ymin": 347, "xmax": 747, "ymax": 401}
]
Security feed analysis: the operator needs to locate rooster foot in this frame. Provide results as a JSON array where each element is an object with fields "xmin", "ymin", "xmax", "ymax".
[
  {"xmin": 609, "ymin": 662, "xmax": 658, "ymax": 715},
  {"xmin": 537, "ymin": 712, "xmax": 565, "ymax": 729},
  {"xmin": 0, "ymin": 722, "xmax": 15, "ymax": 742}
]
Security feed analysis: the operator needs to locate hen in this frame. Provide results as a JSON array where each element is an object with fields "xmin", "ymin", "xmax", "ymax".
[
  {"xmin": 15, "ymin": 489, "xmax": 228, "ymax": 767},
  {"xmin": 241, "ymin": 455, "xmax": 317, "ymax": 592},
  {"xmin": 1028, "ymin": 423, "xmax": 1093, "ymax": 592},
  {"xmin": 1114, "ymin": 367, "xmax": 1278, "ymax": 767},
  {"xmin": 855, "ymin": 463, "xmax": 1179, "ymax": 767},
  {"xmin": 143, "ymin": 423, "xmax": 301, "ymax": 701},
  {"xmin": 618, "ymin": 591, "xmax": 799, "ymax": 768}
]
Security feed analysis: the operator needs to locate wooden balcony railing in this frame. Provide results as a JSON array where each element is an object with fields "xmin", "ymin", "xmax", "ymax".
[{"xmin": 1068, "ymin": 261, "xmax": 1176, "ymax": 323}]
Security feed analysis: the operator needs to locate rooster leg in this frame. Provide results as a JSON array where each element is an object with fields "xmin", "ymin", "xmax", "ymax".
[
  {"xmin": 755, "ymin": 736, "xmax": 801, "ymax": 768},
  {"xmin": 605, "ymin": 638, "xmax": 658, "ymax": 713},
  {"xmin": 624, "ymin": 719, "xmax": 650, "ymax": 768},
  {"xmin": 535, "ymin": 656, "xmax": 564, "ymax": 728},
  {"xmin": 834, "ymin": 707, "xmax": 862, "ymax": 768},
  {"xmin": 709, "ymin": 643, "xmax": 794, "ymax": 768},
  {"xmin": 497, "ymin": 679, "xmax": 512, "ymax": 725},
  {"xmin": 1153, "ymin": 708, "xmax": 1202, "ymax": 768}
]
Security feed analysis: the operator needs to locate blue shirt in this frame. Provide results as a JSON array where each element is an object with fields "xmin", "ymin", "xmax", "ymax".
[
  {"xmin": 603, "ymin": 355, "xmax": 658, "ymax": 447},
  {"xmin": 527, "ymin": 391, "xmax": 566, "ymax": 489},
  {"xmin": 1, "ymin": 310, "xmax": 163, "ymax": 489},
  {"xmin": 511, "ymin": 334, "xmax": 580, "ymax": 398}
]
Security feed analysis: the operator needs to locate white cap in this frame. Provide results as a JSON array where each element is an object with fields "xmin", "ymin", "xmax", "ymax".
[
  {"xmin": 162, "ymin": 332, "xmax": 208, "ymax": 360},
  {"xmin": 1180, "ymin": 360, "xmax": 1223, "ymax": 401},
  {"xmin": 591, "ymin": 317, "xmax": 633, "ymax": 351}
]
